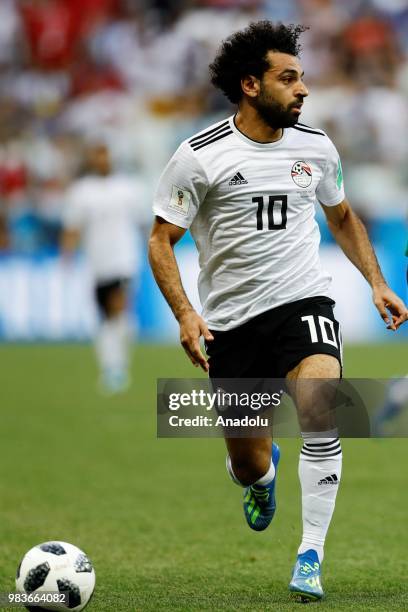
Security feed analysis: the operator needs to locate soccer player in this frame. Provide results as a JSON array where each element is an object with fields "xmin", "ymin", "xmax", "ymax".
[
  {"xmin": 373, "ymin": 239, "xmax": 408, "ymax": 436},
  {"xmin": 62, "ymin": 142, "xmax": 145, "ymax": 394},
  {"xmin": 148, "ymin": 22, "xmax": 408, "ymax": 601}
]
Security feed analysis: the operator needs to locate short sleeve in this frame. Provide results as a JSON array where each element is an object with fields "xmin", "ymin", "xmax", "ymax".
[
  {"xmin": 316, "ymin": 138, "xmax": 345, "ymax": 207},
  {"xmin": 63, "ymin": 183, "xmax": 86, "ymax": 229},
  {"xmin": 153, "ymin": 141, "xmax": 208, "ymax": 229}
]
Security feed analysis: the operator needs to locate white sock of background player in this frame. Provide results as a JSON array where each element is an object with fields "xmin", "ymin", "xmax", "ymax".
[
  {"xmin": 95, "ymin": 313, "xmax": 132, "ymax": 377},
  {"xmin": 298, "ymin": 430, "xmax": 342, "ymax": 563}
]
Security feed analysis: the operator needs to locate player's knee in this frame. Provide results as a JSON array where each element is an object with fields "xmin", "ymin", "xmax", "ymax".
[{"xmin": 231, "ymin": 451, "xmax": 270, "ymax": 486}]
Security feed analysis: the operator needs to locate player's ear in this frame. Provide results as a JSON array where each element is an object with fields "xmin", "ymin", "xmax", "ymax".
[{"xmin": 241, "ymin": 74, "xmax": 260, "ymax": 98}]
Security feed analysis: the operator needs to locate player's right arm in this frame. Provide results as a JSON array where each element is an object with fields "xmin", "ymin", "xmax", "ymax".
[
  {"xmin": 149, "ymin": 140, "xmax": 213, "ymax": 371},
  {"xmin": 148, "ymin": 217, "xmax": 213, "ymax": 371}
]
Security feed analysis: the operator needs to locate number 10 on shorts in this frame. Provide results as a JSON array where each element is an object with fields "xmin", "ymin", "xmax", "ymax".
[{"xmin": 301, "ymin": 314, "xmax": 338, "ymax": 348}]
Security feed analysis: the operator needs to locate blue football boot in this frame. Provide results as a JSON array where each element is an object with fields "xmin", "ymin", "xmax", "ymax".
[
  {"xmin": 289, "ymin": 549, "xmax": 324, "ymax": 602},
  {"xmin": 99, "ymin": 368, "xmax": 130, "ymax": 395},
  {"xmin": 243, "ymin": 442, "xmax": 280, "ymax": 531}
]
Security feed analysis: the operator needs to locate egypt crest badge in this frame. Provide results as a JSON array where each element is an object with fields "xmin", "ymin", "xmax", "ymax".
[{"xmin": 291, "ymin": 160, "xmax": 312, "ymax": 188}]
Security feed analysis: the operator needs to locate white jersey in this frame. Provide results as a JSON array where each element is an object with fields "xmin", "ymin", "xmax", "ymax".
[
  {"xmin": 64, "ymin": 174, "xmax": 145, "ymax": 282},
  {"xmin": 153, "ymin": 115, "xmax": 345, "ymax": 331}
]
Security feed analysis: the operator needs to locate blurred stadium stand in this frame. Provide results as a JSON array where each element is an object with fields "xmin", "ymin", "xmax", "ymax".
[{"xmin": 0, "ymin": 0, "xmax": 406, "ymax": 342}]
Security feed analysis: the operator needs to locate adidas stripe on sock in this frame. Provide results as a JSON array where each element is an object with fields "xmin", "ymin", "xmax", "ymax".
[{"xmin": 301, "ymin": 437, "xmax": 342, "ymax": 460}]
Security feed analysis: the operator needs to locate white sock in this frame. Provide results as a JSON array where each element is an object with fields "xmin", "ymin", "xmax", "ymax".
[
  {"xmin": 95, "ymin": 314, "xmax": 132, "ymax": 374},
  {"xmin": 298, "ymin": 431, "xmax": 342, "ymax": 563},
  {"xmin": 226, "ymin": 455, "xmax": 275, "ymax": 487}
]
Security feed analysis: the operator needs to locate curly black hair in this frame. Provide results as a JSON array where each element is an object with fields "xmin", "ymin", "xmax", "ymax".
[{"xmin": 209, "ymin": 21, "xmax": 307, "ymax": 104}]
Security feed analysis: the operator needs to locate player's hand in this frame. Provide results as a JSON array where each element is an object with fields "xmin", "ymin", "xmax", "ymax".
[
  {"xmin": 372, "ymin": 283, "xmax": 408, "ymax": 331},
  {"xmin": 179, "ymin": 310, "xmax": 214, "ymax": 371}
]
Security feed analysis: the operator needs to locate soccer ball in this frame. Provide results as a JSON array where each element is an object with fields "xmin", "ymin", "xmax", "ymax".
[{"xmin": 15, "ymin": 541, "xmax": 95, "ymax": 611}]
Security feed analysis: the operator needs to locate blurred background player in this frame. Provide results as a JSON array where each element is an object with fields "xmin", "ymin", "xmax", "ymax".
[
  {"xmin": 373, "ymin": 376, "xmax": 408, "ymax": 436},
  {"xmin": 62, "ymin": 142, "xmax": 145, "ymax": 393},
  {"xmin": 373, "ymin": 238, "xmax": 408, "ymax": 435}
]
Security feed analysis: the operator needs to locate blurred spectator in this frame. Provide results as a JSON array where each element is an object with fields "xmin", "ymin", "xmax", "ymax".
[
  {"xmin": 0, "ymin": 0, "xmax": 21, "ymax": 67},
  {"xmin": 20, "ymin": 0, "xmax": 79, "ymax": 70},
  {"xmin": 19, "ymin": 0, "xmax": 120, "ymax": 69},
  {"xmin": 339, "ymin": 10, "xmax": 402, "ymax": 86}
]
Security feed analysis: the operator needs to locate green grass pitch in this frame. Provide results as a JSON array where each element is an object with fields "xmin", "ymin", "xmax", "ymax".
[{"xmin": 0, "ymin": 342, "xmax": 407, "ymax": 611}]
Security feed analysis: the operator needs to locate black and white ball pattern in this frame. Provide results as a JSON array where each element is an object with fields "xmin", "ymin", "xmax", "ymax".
[{"xmin": 16, "ymin": 541, "xmax": 95, "ymax": 611}]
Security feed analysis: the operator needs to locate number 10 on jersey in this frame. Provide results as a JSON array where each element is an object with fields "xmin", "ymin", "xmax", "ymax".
[{"xmin": 253, "ymin": 194, "xmax": 288, "ymax": 230}]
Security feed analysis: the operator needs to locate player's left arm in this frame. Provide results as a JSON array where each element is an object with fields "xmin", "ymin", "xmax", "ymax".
[
  {"xmin": 322, "ymin": 198, "xmax": 408, "ymax": 331},
  {"xmin": 60, "ymin": 227, "xmax": 81, "ymax": 258}
]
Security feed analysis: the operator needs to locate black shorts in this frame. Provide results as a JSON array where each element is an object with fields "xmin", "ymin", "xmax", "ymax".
[
  {"xmin": 94, "ymin": 277, "xmax": 129, "ymax": 315},
  {"xmin": 206, "ymin": 296, "xmax": 342, "ymax": 379}
]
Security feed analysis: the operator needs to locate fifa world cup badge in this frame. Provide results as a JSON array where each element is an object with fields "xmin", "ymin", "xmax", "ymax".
[{"xmin": 169, "ymin": 185, "xmax": 191, "ymax": 215}]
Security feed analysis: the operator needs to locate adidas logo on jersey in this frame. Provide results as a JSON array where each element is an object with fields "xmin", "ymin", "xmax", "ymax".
[
  {"xmin": 229, "ymin": 172, "xmax": 248, "ymax": 185},
  {"xmin": 318, "ymin": 474, "xmax": 339, "ymax": 485}
]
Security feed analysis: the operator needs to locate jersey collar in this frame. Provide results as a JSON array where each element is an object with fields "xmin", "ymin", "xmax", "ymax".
[{"xmin": 230, "ymin": 114, "xmax": 287, "ymax": 149}]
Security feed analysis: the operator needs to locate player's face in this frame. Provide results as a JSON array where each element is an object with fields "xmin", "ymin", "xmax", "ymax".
[
  {"xmin": 88, "ymin": 145, "xmax": 112, "ymax": 176},
  {"xmin": 254, "ymin": 52, "xmax": 308, "ymax": 128}
]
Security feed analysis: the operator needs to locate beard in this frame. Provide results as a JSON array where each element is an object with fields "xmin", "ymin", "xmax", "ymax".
[{"xmin": 254, "ymin": 86, "xmax": 301, "ymax": 129}]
